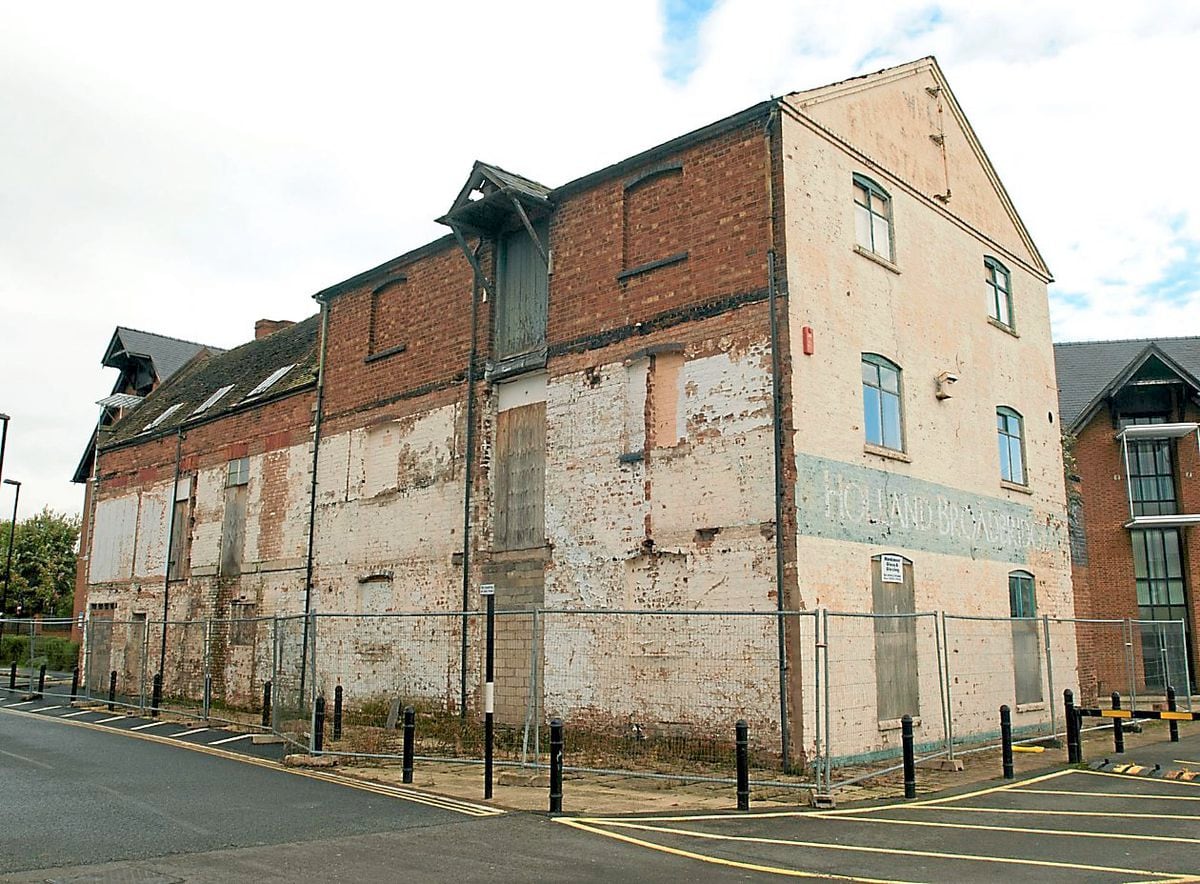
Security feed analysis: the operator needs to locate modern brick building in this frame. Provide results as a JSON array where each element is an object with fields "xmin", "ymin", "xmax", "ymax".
[
  {"xmin": 77, "ymin": 57, "xmax": 1072, "ymax": 761},
  {"xmin": 1056, "ymin": 337, "xmax": 1200, "ymax": 699}
]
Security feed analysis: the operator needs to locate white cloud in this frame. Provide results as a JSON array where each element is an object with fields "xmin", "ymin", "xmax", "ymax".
[{"xmin": 2, "ymin": 0, "xmax": 1198, "ymax": 516}]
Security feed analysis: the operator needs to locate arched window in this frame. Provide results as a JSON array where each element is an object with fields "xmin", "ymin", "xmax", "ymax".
[
  {"xmin": 862, "ymin": 354, "xmax": 904, "ymax": 451},
  {"xmin": 853, "ymin": 174, "xmax": 893, "ymax": 260},
  {"xmin": 997, "ymin": 406, "xmax": 1026, "ymax": 485},
  {"xmin": 1008, "ymin": 570, "xmax": 1036, "ymax": 617},
  {"xmin": 985, "ymin": 257, "xmax": 1013, "ymax": 328}
]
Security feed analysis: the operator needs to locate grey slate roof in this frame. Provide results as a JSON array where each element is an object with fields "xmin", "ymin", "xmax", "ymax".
[
  {"xmin": 1054, "ymin": 336, "xmax": 1200, "ymax": 430},
  {"xmin": 102, "ymin": 314, "xmax": 320, "ymax": 448},
  {"xmin": 104, "ymin": 327, "xmax": 224, "ymax": 384}
]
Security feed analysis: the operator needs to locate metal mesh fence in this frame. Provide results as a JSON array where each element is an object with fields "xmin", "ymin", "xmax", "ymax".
[
  {"xmin": 530, "ymin": 610, "xmax": 811, "ymax": 784},
  {"xmin": 820, "ymin": 611, "xmax": 947, "ymax": 789},
  {"xmin": 7, "ymin": 607, "xmax": 1192, "ymax": 791}
]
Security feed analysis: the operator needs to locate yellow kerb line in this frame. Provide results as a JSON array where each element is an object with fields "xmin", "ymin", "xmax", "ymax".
[{"xmin": 574, "ymin": 818, "xmax": 1192, "ymax": 880}]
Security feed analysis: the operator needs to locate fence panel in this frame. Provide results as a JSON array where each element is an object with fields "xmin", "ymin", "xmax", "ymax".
[
  {"xmin": 1132, "ymin": 619, "xmax": 1193, "ymax": 709},
  {"xmin": 943, "ymin": 615, "xmax": 1055, "ymax": 754},
  {"xmin": 306, "ymin": 611, "xmax": 484, "ymax": 760},
  {"xmin": 822, "ymin": 611, "xmax": 946, "ymax": 788},
  {"xmin": 533, "ymin": 609, "xmax": 804, "ymax": 784}
]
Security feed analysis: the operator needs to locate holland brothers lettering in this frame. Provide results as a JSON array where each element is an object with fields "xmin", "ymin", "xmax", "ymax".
[{"xmin": 794, "ymin": 454, "xmax": 1066, "ymax": 564}]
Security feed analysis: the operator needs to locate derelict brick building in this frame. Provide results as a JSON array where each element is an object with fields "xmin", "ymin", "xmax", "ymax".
[{"xmin": 77, "ymin": 57, "xmax": 1073, "ymax": 760}]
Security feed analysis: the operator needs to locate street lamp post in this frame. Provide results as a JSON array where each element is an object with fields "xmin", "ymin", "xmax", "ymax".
[
  {"xmin": 0, "ymin": 413, "xmax": 10, "ymax": 489},
  {"xmin": 0, "ymin": 478, "xmax": 20, "ymax": 644}
]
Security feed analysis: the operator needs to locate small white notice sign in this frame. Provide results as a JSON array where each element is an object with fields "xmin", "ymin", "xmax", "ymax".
[
  {"xmin": 880, "ymin": 555, "xmax": 904, "ymax": 584},
  {"xmin": 480, "ymin": 583, "xmax": 496, "ymax": 596}
]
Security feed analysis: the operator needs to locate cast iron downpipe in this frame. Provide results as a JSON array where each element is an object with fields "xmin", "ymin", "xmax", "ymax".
[
  {"xmin": 764, "ymin": 101, "xmax": 792, "ymax": 772},
  {"xmin": 455, "ymin": 236, "xmax": 484, "ymax": 720},
  {"xmin": 159, "ymin": 428, "xmax": 184, "ymax": 674},
  {"xmin": 300, "ymin": 304, "xmax": 331, "ymax": 697}
]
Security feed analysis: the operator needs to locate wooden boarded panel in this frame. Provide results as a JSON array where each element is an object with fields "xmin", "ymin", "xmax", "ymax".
[
  {"xmin": 494, "ymin": 402, "xmax": 546, "ymax": 551},
  {"xmin": 495, "ymin": 221, "xmax": 548, "ymax": 359},
  {"xmin": 872, "ymin": 556, "xmax": 919, "ymax": 722},
  {"xmin": 1012, "ymin": 620, "xmax": 1043, "ymax": 704},
  {"xmin": 90, "ymin": 495, "xmax": 141, "ymax": 584},
  {"xmin": 220, "ymin": 485, "xmax": 248, "ymax": 577}
]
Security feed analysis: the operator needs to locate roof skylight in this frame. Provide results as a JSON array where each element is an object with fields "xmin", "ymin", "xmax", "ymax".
[
  {"xmin": 244, "ymin": 364, "xmax": 296, "ymax": 400},
  {"xmin": 190, "ymin": 384, "xmax": 234, "ymax": 416},
  {"xmin": 140, "ymin": 403, "xmax": 184, "ymax": 433}
]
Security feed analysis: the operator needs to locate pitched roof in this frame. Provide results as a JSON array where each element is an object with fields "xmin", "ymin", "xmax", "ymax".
[
  {"xmin": 101, "ymin": 314, "xmax": 320, "ymax": 448},
  {"xmin": 103, "ymin": 327, "xmax": 223, "ymax": 385},
  {"xmin": 1054, "ymin": 336, "xmax": 1200, "ymax": 431}
]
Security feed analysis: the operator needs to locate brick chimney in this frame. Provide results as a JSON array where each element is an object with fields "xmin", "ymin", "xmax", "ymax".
[{"xmin": 255, "ymin": 319, "xmax": 294, "ymax": 340}]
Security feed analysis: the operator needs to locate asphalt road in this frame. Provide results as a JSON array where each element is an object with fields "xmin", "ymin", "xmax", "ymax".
[{"xmin": 3, "ymin": 699, "xmax": 1199, "ymax": 882}]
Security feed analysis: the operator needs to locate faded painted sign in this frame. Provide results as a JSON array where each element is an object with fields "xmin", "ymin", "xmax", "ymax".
[{"xmin": 795, "ymin": 453, "xmax": 1065, "ymax": 564}]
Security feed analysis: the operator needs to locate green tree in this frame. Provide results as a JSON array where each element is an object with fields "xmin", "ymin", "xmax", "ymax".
[{"xmin": 0, "ymin": 507, "xmax": 81, "ymax": 619}]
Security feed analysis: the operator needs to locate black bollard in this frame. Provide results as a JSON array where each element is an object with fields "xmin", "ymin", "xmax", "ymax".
[
  {"xmin": 261, "ymin": 680, "xmax": 272, "ymax": 728},
  {"xmin": 735, "ymin": 719, "xmax": 750, "ymax": 811},
  {"xmin": 151, "ymin": 672, "xmax": 163, "ymax": 718},
  {"xmin": 402, "ymin": 706, "xmax": 415, "ymax": 785},
  {"xmin": 549, "ymin": 718, "xmax": 564, "ymax": 814},
  {"xmin": 314, "ymin": 695, "xmax": 326, "ymax": 753},
  {"xmin": 901, "ymin": 714, "xmax": 916, "ymax": 800},
  {"xmin": 1064, "ymin": 689, "xmax": 1080, "ymax": 764},
  {"xmin": 1111, "ymin": 692, "xmax": 1124, "ymax": 754},
  {"xmin": 1000, "ymin": 705, "xmax": 1014, "ymax": 780},
  {"xmin": 333, "ymin": 685, "xmax": 343, "ymax": 741},
  {"xmin": 35, "ymin": 664, "xmax": 46, "ymax": 699},
  {"xmin": 70, "ymin": 666, "xmax": 79, "ymax": 702},
  {"xmin": 108, "ymin": 670, "xmax": 117, "ymax": 711},
  {"xmin": 1167, "ymin": 686, "xmax": 1180, "ymax": 743},
  {"xmin": 8, "ymin": 661, "xmax": 15, "ymax": 690}
]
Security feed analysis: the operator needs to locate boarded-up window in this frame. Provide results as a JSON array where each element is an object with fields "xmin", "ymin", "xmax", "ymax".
[
  {"xmin": 220, "ymin": 458, "xmax": 249, "ymax": 577},
  {"xmin": 90, "ymin": 495, "xmax": 140, "ymax": 583},
  {"xmin": 495, "ymin": 220, "xmax": 548, "ymax": 360},
  {"xmin": 494, "ymin": 402, "xmax": 545, "ymax": 551},
  {"xmin": 368, "ymin": 277, "xmax": 407, "ymax": 356},
  {"xmin": 167, "ymin": 476, "xmax": 192, "ymax": 581},
  {"xmin": 1009, "ymin": 571, "xmax": 1043, "ymax": 705},
  {"xmin": 230, "ymin": 601, "xmax": 257, "ymax": 646},
  {"xmin": 872, "ymin": 554, "xmax": 919, "ymax": 723},
  {"xmin": 623, "ymin": 166, "xmax": 684, "ymax": 270}
]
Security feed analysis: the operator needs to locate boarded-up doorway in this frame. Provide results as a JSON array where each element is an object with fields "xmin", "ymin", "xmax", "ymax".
[{"xmin": 872, "ymin": 554, "xmax": 918, "ymax": 723}]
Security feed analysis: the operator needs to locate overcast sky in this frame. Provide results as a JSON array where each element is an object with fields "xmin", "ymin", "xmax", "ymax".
[{"xmin": 3, "ymin": 0, "xmax": 1199, "ymax": 518}]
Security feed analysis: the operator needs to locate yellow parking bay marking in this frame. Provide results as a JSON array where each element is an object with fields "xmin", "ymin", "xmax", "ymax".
[
  {"xmin": 557, "ymin": 820, "xmax": 900, "ymax": 883},
  {"xmin": 3, "ymin": 701, "xmax": 35, "ymax": 708},
  {"xmin": 1174, "ymin": 760, "xmax": 1200, "ymax": 766},
  {"xmin": 834, "ymin": 814, "xmax": 1200, "ymax": 846},
  {"xmin": 208, "ymin": 733, "xmax": 253, "ymax": 746},
  {"xmin": 130, "ymin": 721, "xmax": 168, "ymax": 731},
  {"xmin": 96, "ymin": 715, "xmax": 126, "ymax": 724},
  {"xmin": 573, "ymin": 770, "xmax": 1074, "ymax": 826},
  {"xmin": 170, "ymin": 728, "xmax": 208, "ymax": 738},
  {"xmin": 60, "ymin": 710, "xmax": 91, "ymax": 718},
  {"xmin": 900, "ymin": 805, "xmax": 1200, "ymax": 822},
  {"xmin": 34, "ymin": 705, "xmax": 63, "ymax": 713},
  {"xmin": 1017, "ymin": 788, "xmax": 1200, "ymax": 802},
  {"xmin": 573, "ymin": 818, "xmax": 1191, "ymax": 880},
  {"xmin": 1, "ymin": 704, "xmax": 500, "ymax": 818}
]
